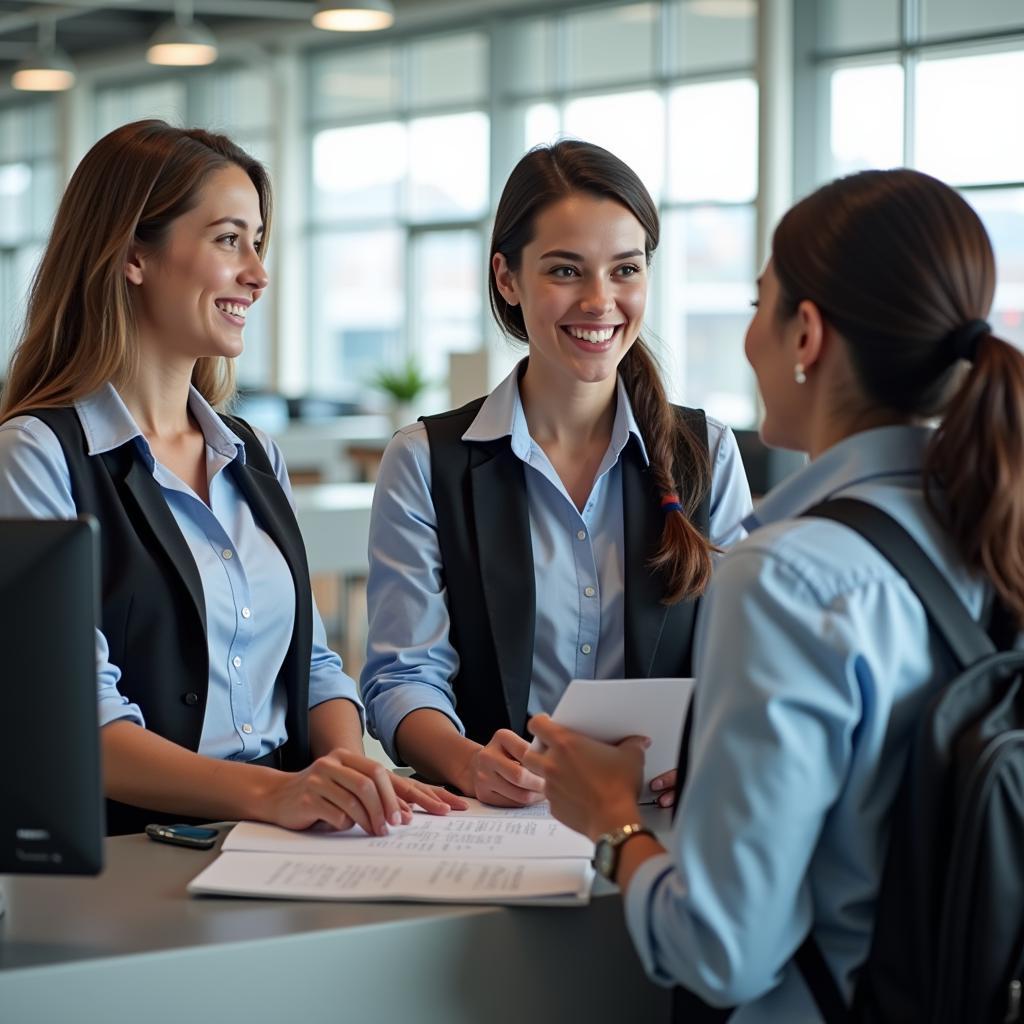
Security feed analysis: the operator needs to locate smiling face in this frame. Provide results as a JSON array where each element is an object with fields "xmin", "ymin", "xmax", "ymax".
[
  {"xmin": 127, "ymin": 163, "xmax": 268, "ymax": 363},
  {"xmin": 492, "ymin": 193, "xmax": 649, "ymax": 388}
]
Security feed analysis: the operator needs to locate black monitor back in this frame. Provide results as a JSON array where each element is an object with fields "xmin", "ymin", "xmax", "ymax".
[{"xmin": 0, "ymin": 518, "xmax": 104, "ymax": 874}]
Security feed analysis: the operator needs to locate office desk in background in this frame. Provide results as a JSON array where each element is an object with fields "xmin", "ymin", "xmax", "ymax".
[
  {"xmin": 292, "ymin": 482, "xmax": 374, "ymax": 577},
  {"xmin": 272, "ymin": 416, "xmax": 391, "ymax": 484},
  {"xmin": 292, "ymin": 482, "xmax": 373, "ymax": 675},
  {"xmin": 0, "ymin": 818, "xmax": 671, "ymax": 1024}
]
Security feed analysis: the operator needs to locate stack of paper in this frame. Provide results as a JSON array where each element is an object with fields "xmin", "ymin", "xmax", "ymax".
[{"xmin": 188, "ymin": 799, "xmax": 595, "ymax": 906}]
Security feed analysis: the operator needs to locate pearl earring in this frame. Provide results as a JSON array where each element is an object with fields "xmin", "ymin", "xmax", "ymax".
[{"xmin": 794, "ymin": 363, "xmax": 807, "ymax": 385}]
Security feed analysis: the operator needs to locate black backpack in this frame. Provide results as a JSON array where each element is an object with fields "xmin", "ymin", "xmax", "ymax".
[
  {"xmin": 671, "ymin": 497, "xmax": 1024, "ymax": 1024},
  {"xmin": 797, "ymin": 497, "xmax": 1024, "ymax": 1024}
]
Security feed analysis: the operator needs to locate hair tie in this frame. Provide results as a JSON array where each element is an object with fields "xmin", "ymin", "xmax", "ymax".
[
  {"xmin": 945, "ymin": 319, "xmax": 990, "ymax": 363},
  {"xmin": 661, "ymin": 494, "xmax": 683, "ymax": 514}
]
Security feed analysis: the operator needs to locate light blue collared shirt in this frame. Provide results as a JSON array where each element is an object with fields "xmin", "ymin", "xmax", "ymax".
[
  {"xmin": 623, "ymin": 424, "xmax": 1004, "ymax": 1021},
  {"xmin": 0, "ymin": 384, "xmax": 361, "ymax": 760},
  {"xmin": 361, "ymin": 361, "xmax": 752, "ymax": 762}
]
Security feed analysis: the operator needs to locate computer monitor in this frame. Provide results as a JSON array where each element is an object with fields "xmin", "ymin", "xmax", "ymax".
[{"xmin": 0, "ymin": 517, "xmax": 104, "ymax": 911}]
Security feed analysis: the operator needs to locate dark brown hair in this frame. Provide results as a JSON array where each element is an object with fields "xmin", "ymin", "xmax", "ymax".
[
  {"xmin": 489, "ymin": 140, "xmax": 713, "ymax": 604},
  {"xmin": 773, "ymin": 168, "xmax": 1024, "ymax": 623},
  {"xmin": 1, "ymin": 119, "xmax": 272, "ymax": 421}
]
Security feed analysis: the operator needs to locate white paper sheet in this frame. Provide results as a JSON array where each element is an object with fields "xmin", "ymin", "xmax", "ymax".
[
  {"xmin": 417, "ymin": 798, "xmax": 553, "ymax": 819},
  {"xmin": 188, "ymin": 851, "xmax": 594, "ymax": 906},
  {"xmin": 224, "ymin": 815, "xmax": 594, "ymax": 860},
  {"xmin": 534, "ymin": 676, "xmax": 695, "ymax": 784}
]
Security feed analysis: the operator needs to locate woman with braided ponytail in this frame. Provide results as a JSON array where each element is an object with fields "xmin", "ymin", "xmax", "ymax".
[
  {"xmin": 361, "ymin": 140, "xmax": 752, "ymax": 806},
  {"xmin": 524, "ymin": 168, "xmax": 1024, "ymax": 1018}
]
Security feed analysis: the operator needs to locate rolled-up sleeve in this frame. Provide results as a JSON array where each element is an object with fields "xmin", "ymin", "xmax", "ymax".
[
  {"xmin": 0, "ymin": 417, "xmax": 144, "ymax": 730},
  {"xmin": 360, "ymin": 425, "xmax": 464, "ymax": 763},
  {"xmin": 623, "ymin": 540, "xmax": 861, "ymax": 1004},
  {"xmin": 257, "ymin": 429, "xmax": 364, "ymax": 724},
  {"xmin": 706, "ymin": 418, "xmax": 753, "ymax": 550}
]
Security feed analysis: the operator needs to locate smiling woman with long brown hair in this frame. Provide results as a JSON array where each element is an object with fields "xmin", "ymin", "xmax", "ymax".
[
  {"xmin": 0, "ymin": 119, "xmax": 463, "ymax": 835},
  {"xmin": 360, "ymin": 140, "xmax": 752, "ymax": 807}
]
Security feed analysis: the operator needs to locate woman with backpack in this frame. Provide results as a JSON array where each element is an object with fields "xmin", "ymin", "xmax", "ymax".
[
  {"xmin": 526, "ymin": 168, "xmax": 1024, "ymax": 1020},
  {"xmin": 360, "ymin": 140, "xmax": 752, "ymax": 807}
]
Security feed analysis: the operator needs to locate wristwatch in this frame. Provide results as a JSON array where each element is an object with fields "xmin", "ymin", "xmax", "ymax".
[{"xmin": 593, "ymin": 822, "xmax": 655, "ymax": 882}]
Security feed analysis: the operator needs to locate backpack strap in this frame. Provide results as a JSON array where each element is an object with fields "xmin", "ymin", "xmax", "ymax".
[
  {"xmin": 794, "ymin": 936, "xmax": 852, "ymax": 1024},
  {"xmin": 804, "ymin": 497, "xmax": 997, "ymax": 668}
]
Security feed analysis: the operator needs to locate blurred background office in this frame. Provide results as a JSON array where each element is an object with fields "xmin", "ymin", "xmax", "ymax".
[{"xmin": 1, "ymin": 0, "xmax": 1022, "ymax": 672}]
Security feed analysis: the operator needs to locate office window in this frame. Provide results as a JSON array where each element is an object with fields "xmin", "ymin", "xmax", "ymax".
[
  {"xmin": 672, "ymin": 0, "xmax": 756, "ymax": 73},
  {"xmin": 921, "ymin": 0, "xmax": 1024, "ymax": 39},
  {"xmin": 972, "ymin": 188, "xmax": 1024, "ymax": 347},
  {"xmin": 815, "ymin": 1, "xmax": 1024, "ymax": 348},
  {"xmin": 410, "ymin": 230, "xmax": 483, "ymax": 380},
  {"xmin": 307, "ymin": 31, "xmax": 489, "ymax": 397},
  {"xmin": 310, "ymin": 228, "xmax": 404, "ymax": 390},
  {"xmin": 667, "ymin": 78, "xmax": 758, "ymax": 203},
  {"xmin": 503, "ymin": 1, "xmax": 759, "ymax": 425},
  {"xmin": 95, "ymin": 80, "xmax": 187, "ymax": 138},
  {"xmin": 564, "ymin": 4, "xmax": 659, "ymax": 88},
  {"xmin": 818, "ymin": 0, "xmax": 899, "ymax": 51},
  {"xmin": 563, "ymin": 91, "xmax": 666, "ymax": 201},
  {"xmin": 662, "ymin": 205, "xmax": 758, "ymax": 425},
  {"xmin": 829, "ymin": 64, "xmax": 903, "ymax": 175},
  {"xmin": 914, "ymin": 51, "xmax": 1024, "ymax": 186},
  {"xmin": 408, "ymin": 112, "xmax": 489, "ymax": 221},
  {"xmin": 314, "ymin": 122, "xmax": 406, "ymax": 221},
  {"xmin": 0, "ymin": 100, "xmax": 58, "ymax": 365}
]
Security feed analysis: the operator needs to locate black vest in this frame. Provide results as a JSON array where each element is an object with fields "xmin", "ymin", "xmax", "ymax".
[
  {"xmin": 28, "ymin": 408, "xmax": 314, "ymax": 836},
  {"xmin": 421, "ymin": 397, "xmax": 710, "ymax": 744}
]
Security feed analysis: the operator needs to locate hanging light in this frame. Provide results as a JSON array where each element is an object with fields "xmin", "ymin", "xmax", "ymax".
[
  {"xmin": 12, "ymin": 19, "xmax": 76, "ymax": 92},
  {"xmin": 147, "ymin": 0, "xmax": 218, "ymax": 66},
  {"xmin": 313, "ymin": 0, "xmax": 395, "ymax": 32}
]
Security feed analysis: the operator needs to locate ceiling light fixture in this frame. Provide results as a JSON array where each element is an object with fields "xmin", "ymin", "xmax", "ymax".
[
  {"xmin": 12, "ymin": 18, "xmax": 76, "ymax": 92},
  {"xmin": 147, "ymin": 0, "xmax": 218, "ymax": 66},
  {"xmin": 313, "ymin": 0, "xmax": 395, "ymax": 32}
]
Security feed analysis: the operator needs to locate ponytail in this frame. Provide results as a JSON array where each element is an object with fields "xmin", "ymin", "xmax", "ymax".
[
  {"xmin": 619, "ymin": 340, "xmax": 714, "ymax": 604},
  {"xmin": 925, "ymin": 333, "xmax": 1024, "ymax": 626}
]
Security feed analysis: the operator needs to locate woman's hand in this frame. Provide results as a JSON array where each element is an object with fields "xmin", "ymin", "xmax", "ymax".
[
  {"xmin": 260, "ymin": 748, "xmax": 411, "ymax": 835},
  {"xmin": 390, "ymin": 774, "xmax": 469, "ymax": 815},
  {"xmin": 464, "ymin": 728, "xmax": 546, "ymax": 806},
  {"xmin": 649, "ymin": 768, "xmax": 677, "ymax": 808},
  {"xmin": 524, "ymin": 714, "xmax": 647, "ymax": 841}
]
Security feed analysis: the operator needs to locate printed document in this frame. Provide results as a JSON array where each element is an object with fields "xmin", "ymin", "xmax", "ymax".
[
  {"xmin": 188, "ymin": 851, "xmax": 594, "ymax": 906},
  {"xmin": 224, "ymin": 814, "xmax": 594, "ymax": 860}
]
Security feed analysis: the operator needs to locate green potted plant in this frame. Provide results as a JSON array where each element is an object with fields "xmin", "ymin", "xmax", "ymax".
[{"xmin": 370, "ymin": 357, "xmax": 431, "ymax": 430}]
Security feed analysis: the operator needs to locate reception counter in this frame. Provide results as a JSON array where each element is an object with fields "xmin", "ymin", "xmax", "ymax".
[{"xmin": 0, "ymin": 816, "xmax": 671, "ymax": 1024}]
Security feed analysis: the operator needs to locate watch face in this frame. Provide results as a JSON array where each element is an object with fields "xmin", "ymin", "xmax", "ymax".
[{"xmin": 594, "ymin": 838, "xmax": 616, "ymax": 880}]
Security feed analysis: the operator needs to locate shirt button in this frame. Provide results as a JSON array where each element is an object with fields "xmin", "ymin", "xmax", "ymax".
[
  {"xmin": 584, "ymin": 586, "xmax": 595, "ymax": 598},
  {"xmin": 242, "ymin": 723, "xmax": 253, "ymax": 734},
  {"xmin": 222, "ymin": 549, "xmax": 233, "ymax": 560},
  {"xmin": 576, "ymin": 529, "xmax": 586, "ymax": 541},
  {"xmin": 241, "ymin": 607, "xmax": 251, "ymax": 619},
  {"xmin": 232, "ymin": 655, "xmax": 242, "ymax": 668},
  {"xmin": 581, "ymin": 643, "xmax": 592, "ymax": 655}
]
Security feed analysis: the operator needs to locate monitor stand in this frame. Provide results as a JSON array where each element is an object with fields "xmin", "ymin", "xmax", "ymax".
[{"xmin": 0, "ymin": 880, "xmax": 6, "ymax": 918}]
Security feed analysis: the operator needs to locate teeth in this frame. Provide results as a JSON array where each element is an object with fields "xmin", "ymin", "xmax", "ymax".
[
  {"xmin": 216, "ymin": 301, "xmax": 248, "ymax": 319},
  {"xmin": 567, "ymin": 326, "xmax": 616, "ymax": 343}
]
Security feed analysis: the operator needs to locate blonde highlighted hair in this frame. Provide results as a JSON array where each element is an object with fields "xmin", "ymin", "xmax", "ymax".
[{"xmin": 0, "ymin": 119, "xmax": 272, "ymax": 421}]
